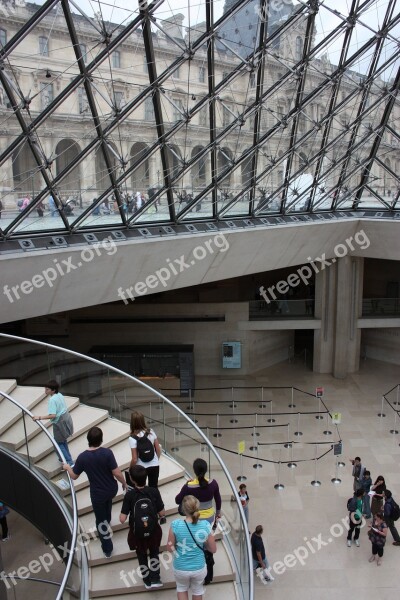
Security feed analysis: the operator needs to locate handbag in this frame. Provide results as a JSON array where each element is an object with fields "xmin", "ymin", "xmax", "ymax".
[{"xmin": 184, "ymin": 521, "xmax": 215, "ymax": 583}]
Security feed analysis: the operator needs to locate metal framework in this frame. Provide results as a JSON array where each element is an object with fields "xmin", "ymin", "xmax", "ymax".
[{"xmin": 0, "ymin": 0, "xmax": 399, "ymax": 239}]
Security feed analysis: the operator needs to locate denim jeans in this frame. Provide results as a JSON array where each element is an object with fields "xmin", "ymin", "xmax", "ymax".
[
  {"xmin": 363, "ymin": 494, "xmax": 371, "ymax": 518},
  {"xmin": 58, "ymin": 441, "xmax": 73, "ymax": 465},
  {"xmin": 92, "ymin": 497, "xmax": 113, "ymax": 555}
]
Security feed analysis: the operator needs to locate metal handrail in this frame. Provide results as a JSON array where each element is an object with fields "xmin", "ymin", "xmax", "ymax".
[
  {"xmin": 0, "ymin": 389, "xmax": 80, "ymax": 600},
  {"xmin": 0, "ymin": 332, "xmax": 254, "ymax": 600}
]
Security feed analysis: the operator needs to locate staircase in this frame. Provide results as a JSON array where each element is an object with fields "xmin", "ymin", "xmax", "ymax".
[{"xmin": 0, "ymin": 379, "xmax": 239, "ymax": 599}]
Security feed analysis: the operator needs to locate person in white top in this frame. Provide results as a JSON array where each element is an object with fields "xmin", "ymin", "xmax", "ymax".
[{"xmin": 128, "ymin": 411, "xmax": 161, "ymax": 488}]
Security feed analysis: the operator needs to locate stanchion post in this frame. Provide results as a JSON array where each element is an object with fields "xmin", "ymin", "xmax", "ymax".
[
  {"xmin": 315, "ymin": 396, "xmax": 323, "ymax": 420},
  {"xmin": 288, "ymin": 387, "xmax": 296, "ymax": 408},
  {"xmin": 284, "ymin": 423, "xmax": 292, "ymax": 448},
  {"xmin": 274, "ymin": 451, "xmax": 284, "ymax": 490},
  {"xmin": 201, "ymin": 428, "xmax": 209, "ymax": 452},
  {"xmin": 331, "ymin": 458, "xmax": 341, "ymax": 484},
  {"xmin": 259, "ymin": 386, "xmax": 266, "ymax": 409},
  {"xmin": 237, "ymin": 453, "xmax": 247, "ymax": 482},
  {"xmin": 294, "ymin": 412, "xmax": 303, "ymax": 436},
  {"xmin": 390, "ymin": 410, "xmax": 399, "ymax": 434},
  {"xmin": 378, "ymin": 396, "xmax": 386, "ymax": 418},
  {"xmin": 213, "ymin": 414, "xmax": 222, "ymax": 438},
  {"xmin": 171, "ymin": 427, "xmax": 179, "ymax": 452},
  {"xmin": 323, "ymin": 411, "xmax": 332, "ymax": 435},
  {"xmin": 253, "ymin": 443, "xmax": 262, "ymax": 469},
  {"xmin": 230, "ymin": 396, "xmax": 238, "ymax": 424},
  {"xmin": 311, "ymin": 444, "xmax": 321, "ymax": 486},
  {"xmin": 229, "ymin": 387, "xmax": 236, "ymax": 409},
  {"xmin": 249, "ymin": 427, "xmax": 257, "ymax": 451},
  {"xmin": 252, "ymin": 413, "xmax": 260, "ymax": 437},
  {"xmin": 287, "ymin": 440, "xmax": 297, "ymax": 468},
  {"xmin": 267, "ymin": 401, "xmax": 275, "ymax": 423}
]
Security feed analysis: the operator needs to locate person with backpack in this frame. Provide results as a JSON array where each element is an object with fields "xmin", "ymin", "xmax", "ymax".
[
  {"xmin": 167, "ymin": 495, "xmax": 217, "ymax": 600},
  {"xmin": 63, "ymin": 426, "xmax": 126, "ymax": 558},
  {"xmin": 128, "ymin": 411, "xmax": 161, "ymax": 488},
  {"xmin": 383, "ymin": 490, "xmax": 400, "ymax": 545},
  {"xmin": 347, "ymin": 488, "xmax": 364, "ymax": 547},
  {"xmin": 119, "ymin": 465, "xmax": 165, "ymax": 589}
]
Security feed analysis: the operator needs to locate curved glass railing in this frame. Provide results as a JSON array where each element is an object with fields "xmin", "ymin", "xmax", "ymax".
[
  {"xmin": 0, "ymin": 389, "xmax": 83, "ymax": 600},
  {"xmin": 0, "ymin": 333, "xmax": 253, "ymax": 600}
]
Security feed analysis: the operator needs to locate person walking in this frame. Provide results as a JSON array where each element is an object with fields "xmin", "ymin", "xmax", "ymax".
[
  {"xmin": 361, "ymin": 470, "xmax": 372, "ymax": 518},
  {"xmin": 119, "ymin": 465, "xmax": 165, "ymax": 589},
  {"xmin": 175, "ymin": 458, "xmax": 221, "ymax": 525},
  {"xmin": 383, "ymin": 490, "xmax": 400, "ymax": 546},
  {"xmin": 347, "ymin": 488, "xmax": 364, "ymax": 547},
  {"xmin": 63, "ymin": 426, "xmax": 126, "ymax": 558},
  {"xmin": 128, "ymin": 411, "xmax": 161, "ymax": 488},
  {"xmin": 33, "ymin": 380, "xmax": 74, "ymax": 466},
  {"xmin": 368, "ymin": 512, "xmax": 388, "ymax": 565},
  {"xmin": 0, "ymin": 502, "xmax": 10, "ymax": 541},
  {"xmin": 370, "ymin": 475, "xmax": 386, "ymax": 516},
  {"xmin": 251, "ymin": 525, "xmax": 274, "ymax": 582},
  {"xmin": 167, "ymin": 495, "xmax": 216, "ymax": 600}
]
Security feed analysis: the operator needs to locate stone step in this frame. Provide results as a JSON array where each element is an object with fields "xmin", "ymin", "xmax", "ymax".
[
  {"xmin": 0, "ymin": 385, "xmax": 47, "ymax": 434},
  {"xmin": 34, "ymin": 417, "xmax": 131, "ymax": 479},
  {"xmin": 1, "ymin": 396, "xmax": 80, "ymax": 449},
  {"xmin": 17, "ymin": 404, "xmax": 110, "ymax": 463},
  {"xmin": 89, "ymin": 538, "xmax": 234, "ymax": 597},
  {"xmin": 91, "ymin": 581, "xmax": 239, "ymax": 600},
  {"xmin": 0, "ymin": 379, "xmax": 17, "ymax": 396},
  {"xmin": 87, "ymin": 520, "xmax": 224, "ymax": 565},
  {"xmin": 73, "ymin": 457, "xmax": 186, "ymax": 515}
]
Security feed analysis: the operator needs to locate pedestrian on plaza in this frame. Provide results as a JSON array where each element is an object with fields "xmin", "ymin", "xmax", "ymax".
[
  {"xmin": 347, "ymin": 488, "xmax": 364, "ymax": 547},
  {"xmin": 368, "ymin": 512, "xmax": 388, "ymax": 565},
  {"xmin": 128, "ymin": 411, "xmax": 161, "ymax": 488},
  {"xmin": 119, "ymin": 465, "xmax": 165, "ymax": 589},
  {"xmin": 0, "ymin": 502, "xmax": 10, "ymax": 541},
  {"xmin": 48, "ymin": 194, "xmax": 57, "ymax": 217},
  {"xmin": 33, "ymin": 380, "xmax": 74, "ymax": 466},
  {"xmin": 383, "ymin": 490, "xmax": 400, "ymax": 546},
  {"xmin": 238, "ymin": 483, "xmax": 250, "ymax": 524},
  {"xmin": 370, "ymin": 475, "xmax": 386, "ymax": 516},
  {"xmin": 251, "ymin": 525, "xmax": 274, "ymax": 582},
  {"xmin": 167, "ymin": 495, "xmax": 217, "ymax": 600},
  {"xmin": 349, "ymin": 456, "xmax": 365, "ymax": 492},
  {"xmin": 0, "ymin": 199, "xmax": 3, "ymax": 219},
  {"xmin": 63, "ymin": 426, "xmax": 126, "ymax": 558},
  {"xmin": 362, "ymin": 470, "xmax": 373, "ymax": 518}
]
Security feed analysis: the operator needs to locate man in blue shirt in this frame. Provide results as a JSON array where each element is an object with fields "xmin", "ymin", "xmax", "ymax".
[
  {"xmin": 64, "ymin": 426, "xmax": 126, "ymax": 558},
  {"xmin": 251, "ymin": 525, "xmax": 274, "ymax": 582}
]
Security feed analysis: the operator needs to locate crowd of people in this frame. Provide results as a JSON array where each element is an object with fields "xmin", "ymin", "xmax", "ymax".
[{"xmin": 347, "ymin": 456, "xmax": 400, "ymax": 565}]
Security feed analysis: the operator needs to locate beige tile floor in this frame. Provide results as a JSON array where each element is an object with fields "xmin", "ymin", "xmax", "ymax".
[{"xmin": 2, "ymin": 356, "xmax": 400, "ymax": 600}]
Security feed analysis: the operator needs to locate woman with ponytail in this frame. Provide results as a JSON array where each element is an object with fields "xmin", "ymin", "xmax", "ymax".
[
  {"xmin": 175, "ymin": 458, "xmax": 221, "ymax": 524},
  {"xmin": 168, "ymin": 495, "xmax": 216, "ymax": 599}
]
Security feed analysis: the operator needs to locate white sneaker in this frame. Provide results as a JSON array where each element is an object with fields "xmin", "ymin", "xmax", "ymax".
[
  {"xmin": 347, "ymin": 540, "xmax": 351, "ymax": 547},
  {"xmin": 355, "ymin": 540, "xmax": 360, "ymax": 547}
]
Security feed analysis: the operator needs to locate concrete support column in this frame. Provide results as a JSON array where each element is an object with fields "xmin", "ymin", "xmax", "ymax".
[{"xmin": 313, "ymin": 257, "xmax": 364, "ymax": 378}]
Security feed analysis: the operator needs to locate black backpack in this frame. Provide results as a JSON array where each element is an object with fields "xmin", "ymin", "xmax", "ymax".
[
  {"xmin": 391, "ymin": 499, "xmax": 400, "ymax": 521},
  {"xmin": 131, "ymin": 490, "xmax": 157, "ymax": 538},
  {"xmin": 134, "ymin": 432, "xmax": 155, "ymax": 463},
  {"xmin": 347, "ymin": 497, "xmax": 357, "ymax": 512}
]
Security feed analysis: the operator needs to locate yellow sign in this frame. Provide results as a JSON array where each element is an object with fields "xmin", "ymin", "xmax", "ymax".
[
  {"xmin": 238, "ymin": 440, "xmax": 245, "ymax": 455},
  {"xmin": 331, "ymin": 412, "xmax": 342, "ymax": 424}
]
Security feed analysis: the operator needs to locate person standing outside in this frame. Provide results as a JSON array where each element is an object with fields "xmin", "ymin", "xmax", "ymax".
[
  {"xmin": 251, "ymin": 525, "xmax": 274, "ymax": 582},
  {"xmin": 383, "ymin": 490, "xmax": 400, "ymax": 546},
  {"xmin": 175, "ymin": 458, "xmax": 221, "ymax": 525},
  {"xmin": 129, "ymin": 411, "xmax": 161, "ymax": 488},
  {"xmin": 119, "ymin": 465, "xmax": 165, "ymax": 589},
  {"xmin": 361, "ymin": 470, "xmax": 372, "ymax": 519},
  {"xmin": 33, "ymin": 380, "xmax": 74, "ymax": 466},
  {"xmin": 368, "ymin": 512, "xmax": 388, "ymax": 565},
  {"xmin": 167, "ymin": 495, "xmax": 216, "ymax": 600},
  {"xmin": 63, "ymin": 426, "xmax": 126, "ymax": 558}
]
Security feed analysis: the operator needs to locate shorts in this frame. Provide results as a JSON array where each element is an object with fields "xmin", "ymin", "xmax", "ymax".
[{"xmin": 174, "ymin": 565, "xmax": 207, "ymax": 594}]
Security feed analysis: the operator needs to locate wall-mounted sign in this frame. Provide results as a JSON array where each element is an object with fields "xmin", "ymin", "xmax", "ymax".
[
  {"xmin": 331, "ymin": 412, "xmax": 342, "ymax": 424},
  {"xmin": 222, "ymin": 342, "xmax": 241, "ymax": 369},
  {"xmin": 316, "ymin": 387, "xmax": 324, "ymax": 397}
]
